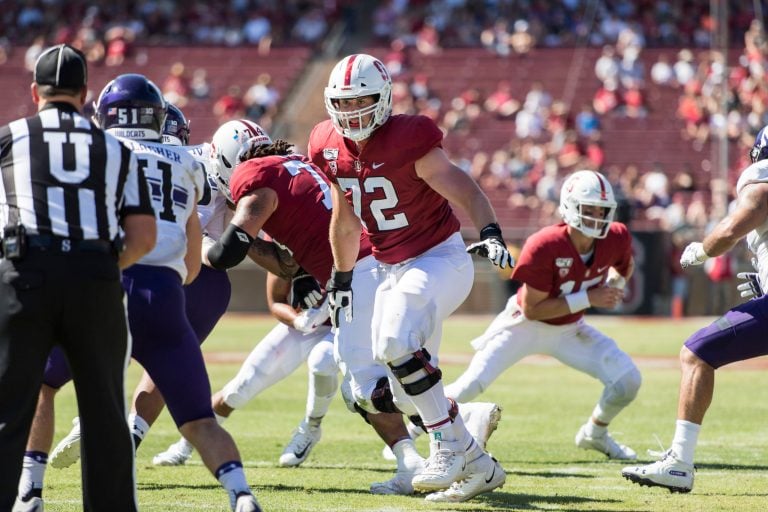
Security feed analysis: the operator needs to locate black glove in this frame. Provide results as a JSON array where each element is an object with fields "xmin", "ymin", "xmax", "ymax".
[
  {"xmin": 327, "ymin": 268, "xmax": 353, "ymax": 328},
  {"xmin": 291, "ymin": 267, "xmax": 323, "ymax": 309},
  {"xmin": 466, "ymin": 222, "xmax": 514, "ymax": 269}
]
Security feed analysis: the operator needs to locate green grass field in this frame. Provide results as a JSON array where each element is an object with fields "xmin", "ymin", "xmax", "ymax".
[{"xmin": 41, "ymin": 315, "xmax": 768, "ymax": 511}]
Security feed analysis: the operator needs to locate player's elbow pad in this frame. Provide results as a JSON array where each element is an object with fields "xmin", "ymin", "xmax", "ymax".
[{"xmin": 207, "ymin": 224, "xmax": 254, "ymax": 270}]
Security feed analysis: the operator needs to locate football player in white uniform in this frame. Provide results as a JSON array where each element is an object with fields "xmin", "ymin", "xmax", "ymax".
[
  {"xmin": 622, "ymin": 127, "xmax": 768, "ymax": 493},
  {"xmin": 36, "ymin": 77, "xmax": 261, "ymax": 512},
  {"xmin": 443, "ymin": 170, "xmax": 641, "ymax": 460}
]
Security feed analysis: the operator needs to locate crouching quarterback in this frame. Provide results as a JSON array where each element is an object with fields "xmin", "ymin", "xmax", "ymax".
[{"xmin": 443, "ymin": 169, "xmax": 642, "ymax": 460}]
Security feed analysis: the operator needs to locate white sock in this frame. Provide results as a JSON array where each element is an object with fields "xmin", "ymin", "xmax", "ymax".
[
  {"xmin": 406, "ymin": 421, "xmax": 423, "ymax": 439},
  {"xmin": 216, "ymin": 461, "xmax": 250, "ymax": 510},
  {"xmin": 129, "ymin": 413, "xmax": 151, "ymax": 441},
  {"xmin": 306, "ymin": 373, "xmax": 337, "ymax": 423},
  {"xmin": 585, "ymin": 419, "xmax": 607, "ymax": 438},
  {"xmin": 392, "ymin": 437, "xmax": 422, "ymax": 472},
  {"xmin": 671, "ymin": 419, "xmax": 700, "ymax": 465},
  {"xmin": 17, "ymin": 452, "xmax": 47, "ymax": 498}
]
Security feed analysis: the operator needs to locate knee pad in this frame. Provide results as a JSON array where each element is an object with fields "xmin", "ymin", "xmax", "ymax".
[
  {"xmin": 307, "ymin": 342, "xmax": 338, "ymax": 377},
  {"xmin": 602, "ymin": 367, "xmax": 642, "ymax": 408},
  {"xmin": 388, "ymin": 348, "xmax": 442, "ymax": 396}
]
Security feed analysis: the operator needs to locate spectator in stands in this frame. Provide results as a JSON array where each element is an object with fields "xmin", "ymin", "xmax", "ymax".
[
  {"xmin": 593, "ymin": 79, "xmax": 620, "ymax": 115},
  {"xmin": 575, "ymin": 103, "xmax": 601, "ymax": 138},
  {"xmin": 651, "ymin": 53, "xmax": 675, "ymax": 86},
  {"xmin": 383, "ymin": 38, "xmax": 409, "ymax": 77},
  {"xmin": 480, "ymin": 19, "xmax": 511, "ymax": 57},
  {"xmin": 595, "ymin": 45, "xmax": 620, "ymax": 85},
  {"xmin": 585, "ymin": 135, "xmax": 605, "ymax": 169},
  {"xmin": 415, "ymin": 18, "xmax": 441, "ymax": 55},
  {"xmin": 523, "ymin": 81, "xmax": 552, "ymax": 113},
  {"xmin": 213, "ymin": 85, "xmax": 245, "ymax": 123},
  {"xmin": 244, "ymin": 73, "xmax": 280, "ymax": 128},
  {"xmin": 510, "ymin": 19, "xmax": 535, "ymax": 57},
  {"xmin": 484, "ymin": 80, "xmax": 520, "ymax": 120},
  {"xmin": 621, "ymin": 83, "xmax": 647, "ymax": 118},
  {"xmin": 163, "ymin": 62, "xmax": 191, "ymax": 108},
  {"xmin": 515, "ymin": 104, "xmax": 544, "ymax": 140},
  {"xmin": 104, "ymin": 26, "xmax": 133, "ymax": 67},
  {"xmin": 292, "ymin": 8, "xmax": 328, "ymax": 44},
  {"xmin": 372, "ymin": 0, "xmax": 401, "ymax": 41},
  {"xmin": 243, "ymin": 9, "xmax": 272, "ymax": 49},
  {"xmin": 25, "ymin": 36, "xmax": 46, "ymax": 72},
  {"xmin": 673, "ymin": 49, "xmax": 696, "ymax": 88},
  {"xmin": 190, "ymin": 68, "xmax": 211, "ymax": 100},
  {"xmin": 677, "ymin": 84, "xmax": 708, "ymax": 144}
]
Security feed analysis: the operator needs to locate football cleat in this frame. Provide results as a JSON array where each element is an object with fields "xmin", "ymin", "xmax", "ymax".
[
  {"xmin": 12, "ymin": 496, "xmax": 43, "ymax": 512},
  {"xmin": 425, "ymin": 454, "xmax": 506, "ymax": 503},
  {"xmin": 234, "ymin": 492, "xmax": 262, "ymax": 512},
  {"xmin": 412, "ymin": 439, "xmax": 468, "ymax": 491},
  {"xmin": 153, "ymin": 438, "xmax": 194, "ymax": 466},
  {"xmin": 461, "ymin": 402, "xmax": 502, "ymax": 451},
  {"xmin": 370, "ymin": 470, "xmax": 417, "ymax": 495},
  {"xmin": 279, "ymin": 421, "xmax": 321, "ymax": 467},
  {"xmin": 575, "ymin": 423, "xmax": 637, "ymax": 460},
  {"xmin": 49, "ymin": 417, "xmax": 81, "ymax": 469},
  {"xmin": 621, "ymin": 449, "xmax": 694, "ymax": 493}
]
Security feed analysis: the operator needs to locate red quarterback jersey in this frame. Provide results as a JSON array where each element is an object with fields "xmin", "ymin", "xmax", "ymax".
[
  {"xmin": 512, "ymin": 222, "xmax": 633, "ymax": 325},
  {"xmin": 229, "ymin": 153, "xmax": 372, "ymax": 284},
  {"xmin": 308, "ymin": 115, "xmax": 461, "ymax": 264}
]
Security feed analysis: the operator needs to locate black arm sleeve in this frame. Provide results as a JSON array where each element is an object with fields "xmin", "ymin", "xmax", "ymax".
[{"xmin": 207, "ymin": 224, "xmax": 255, "ymax": 270}]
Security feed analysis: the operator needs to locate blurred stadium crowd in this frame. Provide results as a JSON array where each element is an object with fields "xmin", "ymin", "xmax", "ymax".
[{"xmin": 1, "ymin": 0, "xmax": 765, "ymax": 313}]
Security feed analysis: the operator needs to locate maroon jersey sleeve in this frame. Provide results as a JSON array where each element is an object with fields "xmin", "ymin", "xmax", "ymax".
[
  {"xmin": 228, "ymin": 155, "xmax": 335, "ymax": 283},
  {"xmin": 513, "ymin": 223, "xmax": 633, "ymax": 325}
]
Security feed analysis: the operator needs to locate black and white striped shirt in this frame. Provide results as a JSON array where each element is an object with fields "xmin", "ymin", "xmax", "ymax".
[{"xmin": 0, "ymin": 102, "xmax": 153, "ymax": 240}]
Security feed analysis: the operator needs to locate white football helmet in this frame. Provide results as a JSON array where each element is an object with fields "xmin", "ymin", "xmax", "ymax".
[
  {"xmin": 324, "ymin": 54, "xmax": 392, "ymax": 141},
  {"xmin": 208, "ymin": 119, "xmax": 271, "ymax": 201},
  {"xmin": 558, "ymin": 170, "xmax": 617, "ymax": 239}
]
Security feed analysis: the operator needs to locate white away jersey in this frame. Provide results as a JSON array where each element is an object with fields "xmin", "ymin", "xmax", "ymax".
[
  {"xmin": 736, "ymin": 159, "xmax": 768, "ymax": 289},
  {"xmin": 187, "ymin": 142, "xmax": 231, "ymax": 240},
  {"xmin": 120, "ymin": 138, "xmax": 204, "ymax": 280}
]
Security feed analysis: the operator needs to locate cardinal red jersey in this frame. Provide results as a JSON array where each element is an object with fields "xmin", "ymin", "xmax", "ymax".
[
  {"xmin": 308, "ymin": 115, "xmax": 460, "ymax": 264},
  {"xmin": 512, "ymin": 222, "xmax": 633, "ymax": 325},
  {"xmin": 229, "ymin": 153, "xmax": 372, "ymax": 283}
]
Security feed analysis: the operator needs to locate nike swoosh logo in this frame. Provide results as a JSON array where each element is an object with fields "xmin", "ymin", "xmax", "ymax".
[
  {"xmin": 485, "ymin": 464, "xmax": 496, "ymax": 483},
  {"xmin": 372, "ymin": 162, "xmax": 385, "ymax": 169},
  {"xmin": 293, "ymin": 445, "xmax": 310, "ymax": 459},
  {"xmin": 597, "ymin": 266, "xmax": 608, "ymax": 273}
]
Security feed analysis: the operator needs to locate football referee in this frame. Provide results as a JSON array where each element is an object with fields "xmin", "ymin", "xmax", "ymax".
[{"xmin": 0, "ymin": 44, "xmax": 156, "ymax": 511}]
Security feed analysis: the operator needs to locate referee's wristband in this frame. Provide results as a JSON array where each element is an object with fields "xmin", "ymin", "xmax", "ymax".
[{"xmin": 565, "ymin": 290, "xmax": 590, "ymax": 313}]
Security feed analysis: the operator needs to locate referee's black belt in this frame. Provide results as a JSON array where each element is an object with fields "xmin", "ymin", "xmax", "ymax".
[{"xmin": 27, "ymin": 235, "xmax": 113, "ymax": 254}]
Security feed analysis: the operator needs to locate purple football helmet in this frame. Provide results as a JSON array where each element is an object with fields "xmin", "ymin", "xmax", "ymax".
[
  {"xmin": 93, "ymin": 73, "xmax": 167, "ymax": 141},
  {"xmin": 750, "ymin": 125, "xmax": 768, "ymax": 163},
  {"xmin": 162, "ymin": 103, "xmax": 190, "ymax": 146}
]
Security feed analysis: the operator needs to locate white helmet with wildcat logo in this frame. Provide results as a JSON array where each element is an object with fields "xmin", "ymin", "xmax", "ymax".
[
  {"xmin": 559, "ymin": 170, "xmax": 617, "ymax": 239},
  {"xmin": 324, "ymin": 54, "xmax": 392, "ymax": 142},
  {"xmin": 209, "ymin": 119, "xmax": 271, "ymax": 202}
]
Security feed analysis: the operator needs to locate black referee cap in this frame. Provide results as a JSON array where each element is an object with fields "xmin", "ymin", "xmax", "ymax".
[{"xmin": 34, "ymin": 44, "xmax": 88, "ymax": 89}]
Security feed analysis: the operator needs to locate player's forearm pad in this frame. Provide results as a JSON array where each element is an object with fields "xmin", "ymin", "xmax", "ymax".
[{"xmin": 207, "ymin": 224, "xmax": 254, "ymax": 270}]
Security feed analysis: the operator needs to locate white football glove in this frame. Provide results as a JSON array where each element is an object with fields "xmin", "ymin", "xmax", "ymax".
[
  {"xmin": 292, "ymin": 300, "xmax": 331, "ymax": 333},
  {"xmin": 737, "ymin": 272, "xmax": 764, "ymax": 299},
  {"xmin": 466, "ymin": 238, "xmax": 514, "ymax": 269},
  {"xmin": 605, "ymin": 271, "xmax": 626, "ymax": 290},
  {"xmin": 680, "ymin": 242, "xmax": 709, "ymax": 268}
]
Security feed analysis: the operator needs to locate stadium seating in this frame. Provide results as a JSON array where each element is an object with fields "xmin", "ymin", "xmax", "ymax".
[{"xmin": 0, "ymin": 46, "xmax": 312, "ymax": 142}]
